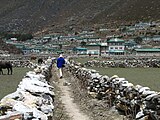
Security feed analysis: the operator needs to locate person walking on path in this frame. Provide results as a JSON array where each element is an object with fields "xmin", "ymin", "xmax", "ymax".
[{"xmin": 56, "ymin": 54, "xmax": 65, "ymax": 79}]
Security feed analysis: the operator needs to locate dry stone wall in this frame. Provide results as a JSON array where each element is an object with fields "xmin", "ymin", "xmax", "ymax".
[
  {"xmin": 0, "ymin": 60, "xmax": 54, "ymax": 120},
  {"xmin": 67, "ymin": 61, "xmax": 160, "ymax": 120},
  {"xmin": 83, "ymin": 58, "xmax": 160, "ymax": 68}
]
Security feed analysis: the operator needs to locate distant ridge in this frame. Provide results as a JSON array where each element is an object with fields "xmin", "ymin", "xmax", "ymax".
[{"xmin": 0, "ymin": 0, "xmax": 160, "ymax": 33}]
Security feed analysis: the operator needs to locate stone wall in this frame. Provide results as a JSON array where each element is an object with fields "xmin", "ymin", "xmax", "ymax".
[
  {"xmin": 0, "ymin": 60, "xmax": 54, "ymax": 120},
  {"xmin": 67, "ymin": 61, "xmax": 160, "ymax": 120}
]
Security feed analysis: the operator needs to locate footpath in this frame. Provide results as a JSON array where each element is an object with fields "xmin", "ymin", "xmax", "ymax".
[{"xmin": 52, "ymin": 67, "xmax": 90, "ymax": 120}]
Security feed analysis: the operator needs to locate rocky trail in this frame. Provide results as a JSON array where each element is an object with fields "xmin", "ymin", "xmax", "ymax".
[
  {"xmin": 51, "ymin": 65, "xmax": 125, "ymax": 120},
  {"xmin": 52, "ymin": 67, "xmax": 90, "ymax": 120}
]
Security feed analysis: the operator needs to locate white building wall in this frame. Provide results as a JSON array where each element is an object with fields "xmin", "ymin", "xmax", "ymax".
[
  {"xmin": 108, "ymin": 45, "xmax": 125, "ymax": 51},
  {"xmin": 87, "ymin": 50, "xmax": 99, "ymax": 54}
]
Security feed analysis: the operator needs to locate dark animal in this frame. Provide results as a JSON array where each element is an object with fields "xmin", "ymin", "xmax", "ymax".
[
  {"xmin": 38, "ymin": 58, "xmax": 43, "ymax": 65},
  {"xmin": 30, "ymin": 56, "xmax": 37, "ymax": 61},
  {"xmin": 0, "ymin": 61, "xmax": 13, "ymax": 75}
]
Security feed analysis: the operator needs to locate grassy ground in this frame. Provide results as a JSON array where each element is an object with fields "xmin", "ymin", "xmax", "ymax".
[
  {"xmin": 89, "ymin": 67, "xmax": 160, "ymax": 91},
  {"xmin": 73, "ymin": 57, "xmax": 160, "ymax": 91},
  {"xmin": 0, "ymin": 67, "xmax": 32, "ymax": 100},
  {"xmin": 73, "ymin": 57, "xmax": 101, "ymax": 63}
]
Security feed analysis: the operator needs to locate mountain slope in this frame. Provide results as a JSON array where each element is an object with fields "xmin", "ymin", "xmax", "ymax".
[
  {"xmin": 0, "ymin": 39, "xmax": 22, "ymax": 54},
  {"xmin": 92, "ymin": 0, "xmax": 160, "ymax": 23},
  {"xmin": 0, "ymin": 0, "xmax": 160, "ymax": 33}
]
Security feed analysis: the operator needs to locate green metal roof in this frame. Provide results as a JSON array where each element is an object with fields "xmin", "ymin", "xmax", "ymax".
[
  {"xmin": 86, "ymin": 43, "xmax": 101, "ymax": 46},
  {"xmin": 46, "ymin": 48, "xmax": 55, "ymax": 50},
  {"xmin": 107, "ymin": 38, "xmax": 125, "ymax": 43},
  {"xmin": 56, "ymin": 50, "xmax": 64, "ymax": 53},
  {"xmin": 26, "ymin": 40, "xmax": 34, "ymax": 43},
  {"xmin": 81, "ymin": 37, "xmax": 100, "ymax": 39},
  {"xmin": 5, "ymin": 40, "xmax": 12, "ymax": 43},
  {"xmin": 14, "ymin": 44, "xmax": 25, "ymax": 49},
  {"xmin": 60, "ymin": 36, "xmax": 80, "ymax": 39},
  {"xmin": 23, "ymin": 48, "xmax": 32, "ymax": 50},
  {"xmin": 125, "ymin": 41, "xmax": 137, "ymax": 46},
  {"xmin": 135, "ymin": 48, "xmax": 160, "ymax": 52},
  {"xmin": 73, "ymin": 47, "xmax": 87, "ymax": 51}
]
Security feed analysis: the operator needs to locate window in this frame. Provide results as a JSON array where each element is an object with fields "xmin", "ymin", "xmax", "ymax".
[
  {"xmin": 110, "ymin": 47, "xmax": 113, "ymax": 49},
  {"xmin": 119, "ymin": 47, "xmax": 122, "ymax": 49},
  {"xmin": 115, "ymin": 47, "xmax": 118, "ymax": 49}
]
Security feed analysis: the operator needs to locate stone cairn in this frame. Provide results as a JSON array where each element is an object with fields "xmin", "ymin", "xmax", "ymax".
[
  {"xmin": 67, "ymin": 60, "xmax": 160, "ymax": 120},
  {"xmin": 0, "ymin": 60, "xmax": 54, "ymax": 120}
]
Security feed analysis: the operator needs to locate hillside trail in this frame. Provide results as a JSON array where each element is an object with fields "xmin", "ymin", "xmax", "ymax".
[{"xmin": 52, "ymin": 67, "xmax": 90, "ymax": 120}]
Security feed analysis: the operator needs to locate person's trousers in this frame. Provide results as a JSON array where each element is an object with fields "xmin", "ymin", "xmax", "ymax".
[{"xmin": 59, "ymin": 68, "xmax": 63, "ymax": 77}]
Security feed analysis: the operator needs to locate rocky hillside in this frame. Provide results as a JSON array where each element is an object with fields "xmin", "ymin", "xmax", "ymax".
[{"xmin": 0, "ymin": 0, "xmax": 160, "ymax": 33}]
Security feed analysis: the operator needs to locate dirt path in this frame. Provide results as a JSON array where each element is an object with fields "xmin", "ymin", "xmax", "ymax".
[{"xmin": 53, "ymin": 68, "xmax": 90, "ymax": 120}]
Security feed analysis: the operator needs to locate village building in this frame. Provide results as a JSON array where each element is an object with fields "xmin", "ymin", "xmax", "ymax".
[
  {"xmin": 85, "ymin": 43, "xmax": 101, "ymax": 55},
  {"xmin": 73, "ymin": 38, "xmax": 126, "ymax": 56},
  {"xmin": 142, "ymin": 35, "xmax": 160, "ymax": 42},
  {"xmin": 134, "ymin": 48, "xmax": 160, "ymax": 56},
  {"xmin": 72, "ymin": 47, "xmax": 87, "ymax": 55},
  {"xmin": 107, "ymin": 38, "xmax": 125, "ymax": 55},
  {"xmin": 99, "ymin": 43, "xmax": 108, "ymax": 56},
  {"xmin": 125, "ymin": 40, "xmax": 137, "ymax": 49}
]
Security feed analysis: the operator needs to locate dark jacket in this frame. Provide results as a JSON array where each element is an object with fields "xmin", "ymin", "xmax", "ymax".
[{"xmin": 57, "ymin": 57, "xmax": 65, "ymax": 68}]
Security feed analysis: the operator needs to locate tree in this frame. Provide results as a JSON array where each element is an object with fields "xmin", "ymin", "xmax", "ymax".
[
  {"xmin": 134, "ymin": 37, "xmax": 143, "ymax": 44},
  {"xmin": 121, "ymin": 27, "xmax": 127, "ymax": 32},
  {"xmin": 80, "ymin": 41, "xmax": 86, "ymax": 47},
  {"xmin": 59, "ymin": 44, "xmax": 62, "ymax": 49}
]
